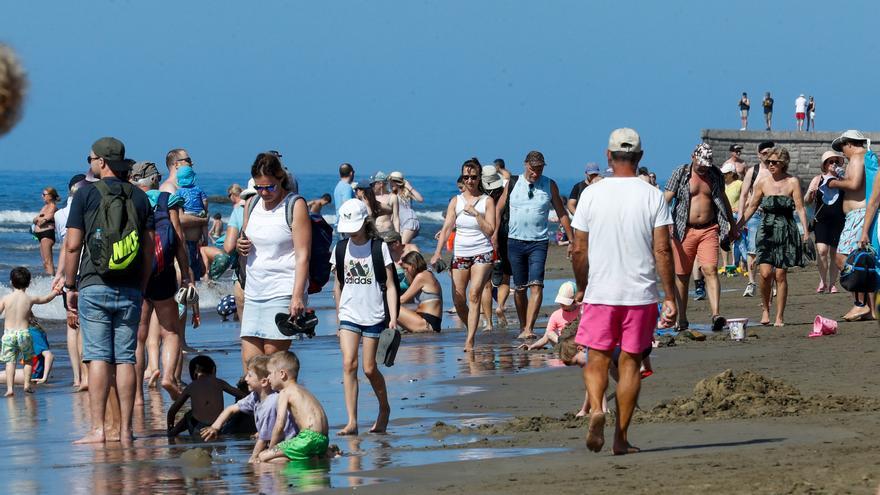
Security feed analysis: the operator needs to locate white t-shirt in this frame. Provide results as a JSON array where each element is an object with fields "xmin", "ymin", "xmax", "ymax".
[
  {"xmin": 795, "ymin": 96, "xmax": 807, "ymax": 113},
  {"xmin": 571, "ymin": 177, "xmax": 672, "ymax": 306},
  {"xmin": 54, "ymin": 197, "xmax": 73, "ymax": 242},
  {"xmin": 244, "ymin": 195, "xmax": 299, "ymax": 300},
  {"xmin": 336, "ymin": 239, "xmax": 393, "ymax": 325}
]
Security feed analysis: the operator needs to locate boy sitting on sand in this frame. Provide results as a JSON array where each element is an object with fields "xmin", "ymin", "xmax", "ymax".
[
  {"xmin": 519, "ymin": 282, "xmax": 580, "ymax": 351},
  {"xmin": 258, "ymin": 351, "xmax": 331, "ymax": 463},
  {"xmin": 200, "ymin": 355, "xmax": 298, "ymax": 462},
  {"xmin": 167, "ymin": 355, "xmax": 246, "ymax": 437},
  {"xmin": 0, "ymin": 267, "xmax": 59, "ymax": 396}
]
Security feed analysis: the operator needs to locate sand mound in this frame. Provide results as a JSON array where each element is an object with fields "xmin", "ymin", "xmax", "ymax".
[
  {"xmin": 432, "ymin": 413, "xmax": 587, "ymax": 436},
  {"xmin": 646, "ymin": 369, "xmax": 880, "ymax": 422}
]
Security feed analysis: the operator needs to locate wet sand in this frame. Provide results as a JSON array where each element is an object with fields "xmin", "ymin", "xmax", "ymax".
[{"xmin": 336, "ymin": 266, "xmax": 880, "ymax": 494}]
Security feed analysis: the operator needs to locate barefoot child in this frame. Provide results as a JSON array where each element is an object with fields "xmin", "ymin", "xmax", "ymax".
[
  {"xmin": 167, "ymin": 355, "xmax": 246, "ymax": 437},
  {"xmin": 259, "ymin": 351, "xmax": 330, "ymax": 463},
  {"xmin": 200, "ymin": 355, "xmax": 298, "ymax": 462},
  {"xmin": 0, "ymin": 267, "xmax": 59, "ymax": 396},
  {"xmin": 519, "ymin": 282, "xmax": 579, "ymax": 351}
]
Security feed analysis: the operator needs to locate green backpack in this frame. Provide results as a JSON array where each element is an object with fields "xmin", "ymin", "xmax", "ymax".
[{"xmin": 87, "ymin": 181, "xmax": 142, "ymax": 277}]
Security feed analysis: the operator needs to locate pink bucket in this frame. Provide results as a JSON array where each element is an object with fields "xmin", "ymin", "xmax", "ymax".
[{"xmin": 811, "ymin": 315, "xmax": 838, "ymax": 338}]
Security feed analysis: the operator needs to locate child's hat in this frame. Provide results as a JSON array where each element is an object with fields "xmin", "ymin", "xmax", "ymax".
[
  {"xmin": 177, "ymin": 165, "xmax": 196, "ymax": 187},
  {"xmin": 555, "ymin": 281, "xmax": 576, "ymax": 305}
]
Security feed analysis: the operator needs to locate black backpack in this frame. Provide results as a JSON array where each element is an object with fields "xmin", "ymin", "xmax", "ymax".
[
  {"xmin": 152, "ymin": 192, "xmax": 178, "ymax": 275},
  {"xmin": 334, "ymin": 238, "xmax": 400, "ymax": 326},
  {"xmin": 88, "ymin": 181, "xmax": 142, "ymax": 278},
  {"xmin": 840, "ymin": 248, "xmax": 880, "ymax": 294}
]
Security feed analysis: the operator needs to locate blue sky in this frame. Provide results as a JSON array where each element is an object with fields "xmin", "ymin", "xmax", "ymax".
[{"xmin": 1, "ymin": 0, "xmax": 876, "ymax": 179}]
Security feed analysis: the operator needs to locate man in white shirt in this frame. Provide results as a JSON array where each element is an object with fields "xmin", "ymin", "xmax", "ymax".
[
  {"xmin": 795, "ymin": 94, "xmax": 807, "ymax": 131},
  {"xmin": 570, "ymin": 128, "xmax": 676, "ymax": 455}
]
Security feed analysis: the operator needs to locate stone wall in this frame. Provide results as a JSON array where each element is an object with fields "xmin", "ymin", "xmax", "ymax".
[{"xmin": 700, "ymin": 129, "xmax": 880, "ymax": 185}]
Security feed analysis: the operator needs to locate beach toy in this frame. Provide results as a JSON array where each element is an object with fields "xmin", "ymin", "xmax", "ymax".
[
  {"xmin": 811, "ymin": 315, "xmax": 838, "ymax": 338},
  {"xmin": 727, "ymin": 318, "xmax": 748, "ymax": 341},
  {"xmin": 216, "ymin": 295, "xmax": 236, "ymax": 319}
]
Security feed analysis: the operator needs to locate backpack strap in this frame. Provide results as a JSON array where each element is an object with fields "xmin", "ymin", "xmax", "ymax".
[
  {"xmin": 372, "ymin": 238, "xmax": 387, "ymax": 287},
  {"xmin": 748, "ymin": 163, "xmax": 760, "ymax": 191},
  {"xmin": 335, "ymin": 238, "xmax": 350, "ymax": 290}
]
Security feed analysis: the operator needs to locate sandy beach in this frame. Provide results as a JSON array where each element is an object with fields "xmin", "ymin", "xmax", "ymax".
[{"xmin": 327, "ymin": 257, "xmax": 880, "ymax": 494}]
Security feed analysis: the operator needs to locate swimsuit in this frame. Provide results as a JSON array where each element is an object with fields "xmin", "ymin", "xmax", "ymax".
[
  {"xmin": 277, "ymin": 428, "xmax": 330, "ymax": 461},
  {"xmin": 1, "ymin": 329, "xmax": 35, "ymax": 364}
]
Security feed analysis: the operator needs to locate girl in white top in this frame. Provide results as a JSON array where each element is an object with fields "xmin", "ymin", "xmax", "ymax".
[
  {"xmin": 237, "ymin": 153, "xmax": 311, "ymax": 372},
  {"xmin": 334, "ymin": 199, "xmax": 397, "ymax": 436},
  {"xmin": 431, "ymin": 158, "xmax": 496, "ymax": 352}
]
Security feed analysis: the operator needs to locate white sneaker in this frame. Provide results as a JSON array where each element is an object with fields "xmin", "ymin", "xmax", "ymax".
[{"xmin": 742, "ymin": 283, "xmax": 756, "ymax": 297}]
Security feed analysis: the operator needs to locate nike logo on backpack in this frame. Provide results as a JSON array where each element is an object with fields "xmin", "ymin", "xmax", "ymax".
[{"xmin": 109, "ymin": 230, "xmax": 140, "ymax": 270}]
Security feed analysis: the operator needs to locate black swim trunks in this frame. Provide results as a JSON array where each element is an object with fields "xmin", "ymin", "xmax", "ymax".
[{"xmin": 33, "ymin": 229, "xmax": 56, "ymax": 242}]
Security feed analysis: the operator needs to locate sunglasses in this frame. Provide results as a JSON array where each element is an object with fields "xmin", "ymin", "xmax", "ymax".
[
  {"xmin": 254, "ymin": 184, "xmax": 278, "ymax": 192},
  {"xmin": 462, "ymin": 175, "xmax": 479, "ymax": 181},
  {"xmin": 767, "ymin": 159, "xmax": 785, "ymax": 166},
  {"xmin": 87, "ymin": 155, "xmax": 101, "ymax": 164},
  {"xmin": 824, "ymin": 160, "xmax": 842, "ymax": 166},
  {"xmin": 177, "ymin": 157, "xmax": 193, "ymax": 164}
]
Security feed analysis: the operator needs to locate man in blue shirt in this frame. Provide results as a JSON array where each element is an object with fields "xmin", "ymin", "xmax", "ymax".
[{"xmin": 333, "ymin": 163, "xmax": 355, "ymax": 226}]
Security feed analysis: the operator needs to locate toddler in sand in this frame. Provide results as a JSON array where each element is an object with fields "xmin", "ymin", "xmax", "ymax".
[
  {"xmin": 259, "ymin": 351, "xmax": 331, "ymax": 463},
  {"xmin": 0, "ymin": 267, "xmax": 59, "ymax": 396},
  {"xmin": 519, "ymin": 282, "xmax": 580, "ymax": 351},
  {"xmin": 200, "ymin": 354, "xmax": 298, "ymax": 462},
  {"xmin": 167, "ymin": 355, "xmax": 246, "ymax": 437}
]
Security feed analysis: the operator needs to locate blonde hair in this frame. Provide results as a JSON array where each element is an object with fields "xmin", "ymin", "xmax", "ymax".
[
  {"xmin": 269, "ymin": 350, "xmax": 300, "ymax": 380},
  {"xmin": 557, "ymin": 334, "xmax": 581, "ymax": 366},
  {"xmin": 247, "ymin": 354, "xmax": 270, "ymax": 379},
  {"xmin": 767, "ymin": 146, "xmax": 791, "ymax": 172},
  {"xmin": 227, "ymin": 183, "xmax": 242, "ymax": 196}
]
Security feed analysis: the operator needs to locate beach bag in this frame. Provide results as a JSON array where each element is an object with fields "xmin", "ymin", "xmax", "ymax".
[
  {"xmin": 88, "ymin": 181, "xmax": 141, "ymax": 278},
  {"xmin": 152, "ymin": 192, "xmax": 178, "ymax": 275},
  {"xmin": 865, "ymin": 150, "xmax": 880, "ymax": 252},
  {"xmin": 840, "ymin": 247, "xmax": 880, "ymax": 294},
  {"xmin": 240, "ymin": 194, "xmax": 333, "ymax": 293},
  {"xmin": 334, "ymin": 238, "xmax": 401, "ymax": 327}
]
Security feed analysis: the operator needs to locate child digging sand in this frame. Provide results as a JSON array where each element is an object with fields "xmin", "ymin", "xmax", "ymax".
[
  {"xmin": 0, "ymin": 267, "xmax": 59, "ymax": 396},
  {"xmin": 200, "ymin": 354, "xmax": 298, "ymax": 462},
  {"xmin": 259, "ymin": 351, "xmax": 331, "ymax": 463},
  {"xmin": 519, "ymin": 282, "xmax": 580, "ymax": 351},
  {"xmin": 167, "ymin": 355, "xmax": 246, "ymax": 437}
]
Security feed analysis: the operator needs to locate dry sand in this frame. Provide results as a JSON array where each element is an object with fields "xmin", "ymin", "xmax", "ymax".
[{"xmin": 332, "ymin": 263, "xmax": 880, "ymax": 494}]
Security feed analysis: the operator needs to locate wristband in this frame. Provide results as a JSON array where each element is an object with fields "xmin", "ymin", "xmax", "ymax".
[{"xmin": 64, "ymin": 283, "xmax": 76, "ymax": 291}]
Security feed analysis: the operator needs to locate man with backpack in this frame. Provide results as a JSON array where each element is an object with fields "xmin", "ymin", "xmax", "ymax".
[
  {"xmin": 63, "ymin": 137, "xmax": 155, "ymax": 445},
  {"xmin": 826, "ymin": 130, "xmax": 874, "ymax": 321},
  {"xmin": 738, "ymin": 141, "xmax": 775, "ymax": 297}
]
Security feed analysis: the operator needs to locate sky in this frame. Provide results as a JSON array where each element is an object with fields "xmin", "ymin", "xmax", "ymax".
[{"xmin": 1, "ymin": 0, "xmax": 877, "ymax": 180}]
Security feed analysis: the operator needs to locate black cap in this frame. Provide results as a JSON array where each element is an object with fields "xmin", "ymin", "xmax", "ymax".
[
  {"xmin": 68, "ymin": 174, "xmax": 86, "ymax": 190},
  {"xmin": 91, "ymin": 136, "xmax": 134, "ymax": 172},
  {"xmin": 758, "ymin": 141, "xmax": 775, "ymax": 153},
  {"xmin": 729, "ymin": 144, "xmax": 743, "ymax": 152}
]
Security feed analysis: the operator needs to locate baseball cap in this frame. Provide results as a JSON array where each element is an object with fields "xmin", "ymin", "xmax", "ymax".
[
  {"xmin": 388, "ymin": 171, "xmax": 405, "ymax": 183},
  {"xmin": 608, "ymin": 128, "xmax": 642, "ymax": 153},
  {"xmin": 91, "ymin": 136, "xmax": 134, "ymax": 173},
  {"xmin": 821, "ymin": 150, "xmax": 844, "ymax": 166},
  {"xmin": 757, "ymin": 141, "xmax": 775, "ymax": 153},
  {"xmin": 130, "ymin": 161, "xmax": 160, "ymax": 182},
  {"xmin": 337, "ymin": 199, "xmax": 369, "ymax": 234},
  {"xmin": 177, "ymin": 166, "xmax": 196, "ymax": 187},
  {"xmin": 554, "ymin": 281, "xmax": 576, "ymax": 305},
  {"xmin": 720, "ymin": 163, "xmax": 736, "ymax": 174},
  {"xmin": 240, "ymin": 178, "xmax": 257, "ymax": 200},
  {"xmin": 68, "ymin": 173, "xmax": 87, "ymax": 190},
  {"xmin": 585, "ymin": 162, "xmax": 601, "ymax": 176},
  {"xmin": 481, "ymin": 165, "xmax": 504, "ymax": 190},
  {"xmin": 831, "ymin": 130, "xmax": 868, "ymax": 152},
  {"xmin": 729, "ymin": 144, "xmax": 743, "ymax": 152},
  {"xmin": 693, "ymin": 143, "xmax": 713, "ymax": 168}
]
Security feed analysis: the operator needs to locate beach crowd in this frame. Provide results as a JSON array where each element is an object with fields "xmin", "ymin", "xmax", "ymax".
[{"xmin": 2, "ymin": 126, "xmax": 877, "ymax": 462}]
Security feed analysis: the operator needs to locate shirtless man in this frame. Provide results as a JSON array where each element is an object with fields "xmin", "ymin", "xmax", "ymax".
[
  {"xmin": 371, "ymin": 171, "xmax": 399, "ymax": 233},
  {"xmin": 161, "ymin": 148, "xmax": 207, "ymax": 281},
  {"xmin": 827, "ymin": 130, "xmax": 872, "ymax": 321},
  {"xmin": 738, "ymin": 141, "xmax": 775, "ymax": 297},
  {"xmin": 664, "ymin": 144, "xmax": 737, "ymax": 337},
  {"xmin": 723, "ymin": 144, "xmax": 746, "ymax": 178}
]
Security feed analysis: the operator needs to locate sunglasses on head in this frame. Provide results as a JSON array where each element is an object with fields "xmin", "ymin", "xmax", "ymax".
[{"xmin": 254, "ymin": 184, "xmax": 278, "ymax": 192}]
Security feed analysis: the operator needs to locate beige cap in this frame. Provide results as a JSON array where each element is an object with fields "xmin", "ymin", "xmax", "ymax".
[
  {"xmin": 554, "ymin": 281, "xmax": 577, "ymax": 305},
  {"xmin": 388, "ymin": 171, "xmax": 404, "ymax": 183},
  {"xmin": 720, "ymin": 163, "xmax": 736, "ymax": 174},
  {"xmin": 831, "ymin": 130, "xmax": 868, "ymax": 152},
  {"xmin": 821, "ymin": 150, "xmax": 844, "ymax": 165},
  {"xmin": 608, "ymin": 128, "xmax": 642, "ymax": 153}
]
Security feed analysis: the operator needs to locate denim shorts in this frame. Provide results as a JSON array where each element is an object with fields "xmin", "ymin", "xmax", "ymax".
[
  {"xmin": 79, "ymin": 285, "xmax": 143, "ymax": 365},
  {"xmin": 746, "ymin": 211, "xmax": 762, "ymax": 255},
  {"xmin": 241, "ymin": 295, "xmax": 296, "ymax": 341},
  {"xmin": 507, "ymin": 238, "xmax": 549, "ymax": 289},
  {"xmin": 339, "ymin": 320, "xmax": 384, "ymax": 339}
]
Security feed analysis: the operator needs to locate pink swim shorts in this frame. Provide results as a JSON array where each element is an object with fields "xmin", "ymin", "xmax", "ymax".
[{"xmin": 575, "ymin": 303, "xmax": 658, "ymax": 355}]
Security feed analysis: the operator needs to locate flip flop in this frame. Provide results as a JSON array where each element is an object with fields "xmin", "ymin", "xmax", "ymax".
[
  {"xmin": 275, "ymin": 312, "xmax": 318, "ymax": 337},
  {"xmin": 711, "ymin": 315, "xmax": 727, "ymax": 332}
]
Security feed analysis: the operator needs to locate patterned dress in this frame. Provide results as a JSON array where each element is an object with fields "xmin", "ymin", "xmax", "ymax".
[{"xmin": 756, "ymin": 196, "xmax": 804, "ymax": 268}]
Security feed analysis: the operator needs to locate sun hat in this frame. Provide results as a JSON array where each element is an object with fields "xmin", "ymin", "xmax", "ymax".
[
  {"xmin": 240, "ymin": 178, "xmax": 257, "ymax": 200},
  {"xmin": 692, "ymin": 143, "xmax": 713, "ymax": 168},
  {"xmin": 130, "ymin": 161, "xmax": 160, "ymax": 182},
  {"xmin": 380, "ymin": 230, "xmax": 402, "ymax": 244},
  {"xmin": 720, "ymin": 163, "xmax": 736, "ymax": 174},
  {"xmin": 585, "ymin": 162, "xmax": 601, "ymax": 176},
  {"xmin": 388, "ymin": 171, "xmax": 405, "ymax": 183},
  {"xmin": 337, "ymin": 198, "xmax": 369, "ymax": 233},
  {"xmin": 608, "ymin": 128, "xmax": 642, "ymax": 153},
  {"xmin": 177, "ymin": 166, "xmax": 196, "ymax": 187},
  {"xmin": 481, "ymin": 165, "xmax": 504, "ymax": 190},
  {"xmin": 821, "ymin": 150, "xmax": 844, "ymax": 167},
  {"xmin": 832, "ymin": 130, "xmax": 868, "ymax": 152},
  {"xmin": 370, "ymin": 171, "xmax": 388, "ymax": 184},
  {"xmin": 554, "ymin": 281, "xmax": 577, "ymax": 305}
]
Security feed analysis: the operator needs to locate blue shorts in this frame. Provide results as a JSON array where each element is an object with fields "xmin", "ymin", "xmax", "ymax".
[
  {"xmin": 746, "ymin": 211, "xmax": 762, "ymax": 255},
  {"xmin": 79, "ymin": 285, "xmax": 142, "ymax": 365},
  {"xmin": 507, "ymin": 238, "xmax": 549, "ymax": 289},
  {"xmin": 339, "ymin": 320, "xmax": 384, "ymax": 339}
]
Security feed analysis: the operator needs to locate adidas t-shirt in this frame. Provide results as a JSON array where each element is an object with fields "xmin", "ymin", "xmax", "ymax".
[{"xmin": 336, "ymin": 239, "xmax": 393, "ymax": 326}]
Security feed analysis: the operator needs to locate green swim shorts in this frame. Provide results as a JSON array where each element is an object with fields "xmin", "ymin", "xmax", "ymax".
[
  {"xmin": 277, "ymin": 429, "xmax": 329, "ymax": 461},
  {"xmin": 1, "ymin": 329, "xmax": 34, "ymax": 364}
]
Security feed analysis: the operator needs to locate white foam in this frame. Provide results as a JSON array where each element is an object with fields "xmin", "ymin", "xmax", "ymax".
[
  {"xmin": 0, "ymin": 210, "xmax": 40, "ymax": 224},
  {"xmin": 0, "ymin": 276, "xmax": 67, "ymax": 320},
  {"xmin": 415, "ymin": 210, "xmax": 445, "ymax": 222}
]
